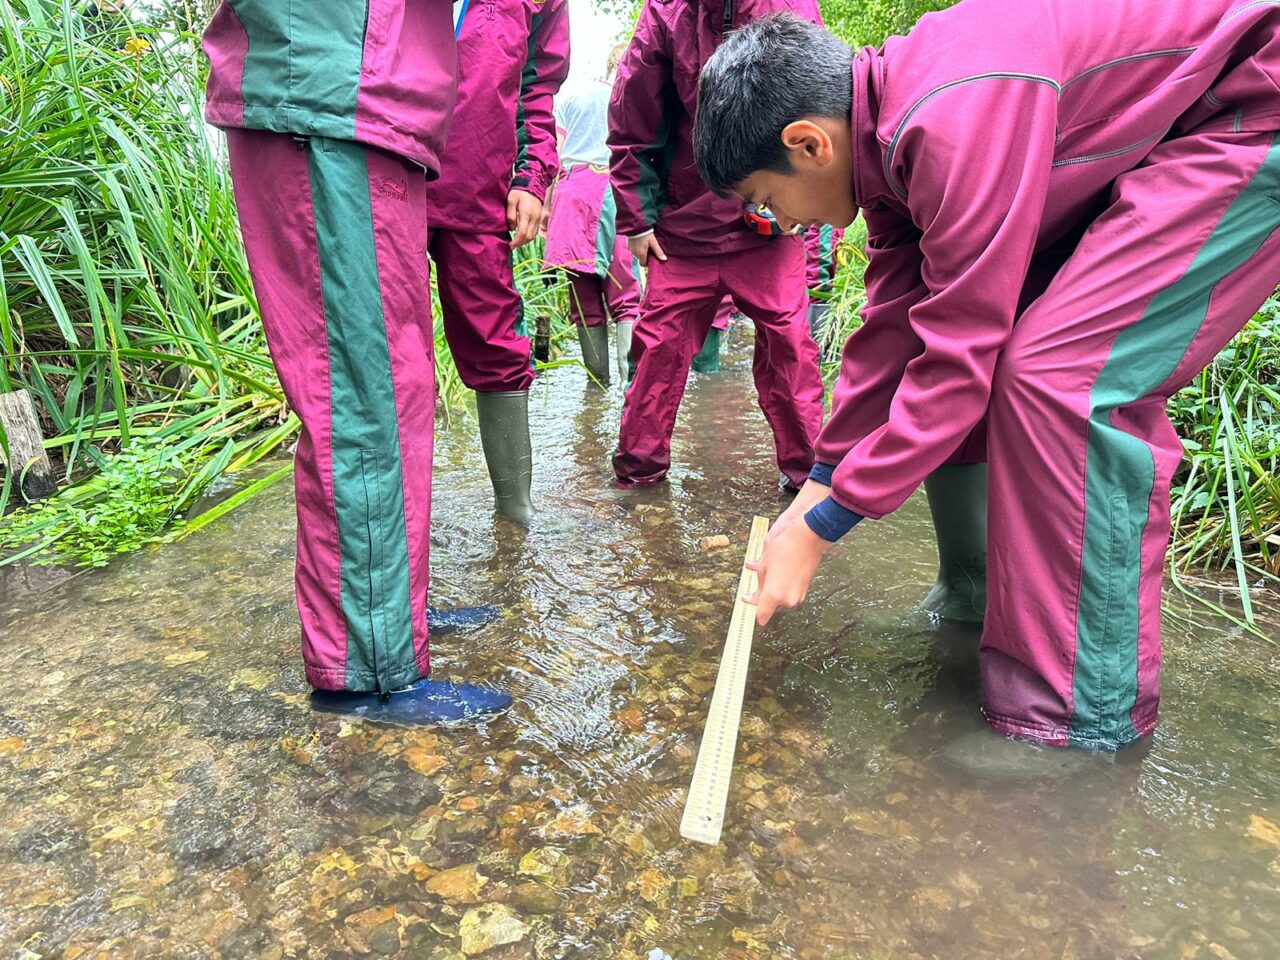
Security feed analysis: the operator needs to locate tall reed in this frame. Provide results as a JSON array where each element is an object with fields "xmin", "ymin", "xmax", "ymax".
[{"xmin": 0, "ymin": 0, "xmax": 575, "ymax": 563}]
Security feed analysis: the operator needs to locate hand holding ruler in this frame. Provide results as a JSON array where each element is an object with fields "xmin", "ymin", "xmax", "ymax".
[{"xmin": 680, "ymin": 515, "xmax": 770, "ymax": 845}]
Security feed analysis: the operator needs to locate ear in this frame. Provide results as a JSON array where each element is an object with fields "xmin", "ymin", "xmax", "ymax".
[{"xmin": 781, "ymin": 120, "xmax": 833, "ymax": 165}]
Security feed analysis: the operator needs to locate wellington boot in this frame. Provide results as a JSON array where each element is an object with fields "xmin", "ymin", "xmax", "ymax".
[
  {"xmin": 921, "ymin": 463, "xmax": 988, "ymax": 623},
  {"xmin": 577, "ymin": 323, "xmax": 611, "ymax": 387},
  {"xmin": 475, "ymin": 390, "xmax": 533, "ymax": 523}
]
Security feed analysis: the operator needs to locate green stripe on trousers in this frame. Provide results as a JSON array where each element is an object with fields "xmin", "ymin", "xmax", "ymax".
[
  {"xmin": 596, "ymin": 184, "xmax": 618, "ymax": 277},
  {"xmin": 1074, "ymin": 133, "xmax": 1280, "ymax": 745},
  {"xmin": 307, "ymin": 137, "xmax": 416, "ymax": 693}
]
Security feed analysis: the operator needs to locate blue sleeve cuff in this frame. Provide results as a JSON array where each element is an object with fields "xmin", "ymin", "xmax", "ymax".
[
  {"xmin": 808, "ymin": 462, "xmax": 836, "ymax": 487},
  {"xmin": 804, "ymin": 495, "xmax": 863, "ymax": 543}
]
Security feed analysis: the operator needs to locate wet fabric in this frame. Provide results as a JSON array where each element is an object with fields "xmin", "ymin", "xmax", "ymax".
[
  {"xmin": 203, "ymin": 1, "xmax": 458, "ymax": 175},
  {"xmin": 426, "ymin": 0, "xmax": 570, "ymax": 232},
  {"xmin": 804, "ymin": 225, "xmax": 844, "ymax": 304},
  {"xmin": 226, "ymin": 130, "xmax": 435, "ymax": 693},
  {"xmin": 607, "ymin": 0, "xmax": 823, "ymax": 257},
  {"xmin": 429, "ymin": 229, "xmax": 533, "ymax": 393},
  {"xmin": 816, "ymin": 0, "xmax": 1280, "ymax": 746},
  {"xmin": 614, "ymin": 239, "xmax": 824, "ymax": 487}
]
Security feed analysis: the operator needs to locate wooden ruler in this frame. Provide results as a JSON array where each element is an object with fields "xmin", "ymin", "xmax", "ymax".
[{"xmin": 680, "ymin": 515, "xmax": 770, "ymax": 846}]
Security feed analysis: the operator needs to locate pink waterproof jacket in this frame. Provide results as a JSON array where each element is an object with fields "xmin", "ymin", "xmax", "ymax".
[
  {"xmin": 608, "ymin": 0, "xmax": 823, "ymax": 257},
  {"xmin": 203, "ymin": 1, "xmax": 457, "ymax": 177},
  {"xmin": 427, "ymin": 0, "xmax": 570, "ymax": 233},
  {"xmin": 817, "ymin": 0, "xmax": 1280, "ymax": 521}
]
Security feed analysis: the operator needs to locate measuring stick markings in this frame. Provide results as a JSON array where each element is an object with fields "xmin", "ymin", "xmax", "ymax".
[{"xmin": 680, "ymin": 515, "xmax": 770, "ymax": 846}]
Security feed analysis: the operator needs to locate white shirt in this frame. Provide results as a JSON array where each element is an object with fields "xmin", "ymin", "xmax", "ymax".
[{"xmin": 554, "ymin": 81, "xmax": 612, "ymax": 170}]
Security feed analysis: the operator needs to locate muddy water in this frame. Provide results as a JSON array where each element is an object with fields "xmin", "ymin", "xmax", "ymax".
[{"xmin": 1, "ymin": 338, "xmax": 1278, "ymax": 960}]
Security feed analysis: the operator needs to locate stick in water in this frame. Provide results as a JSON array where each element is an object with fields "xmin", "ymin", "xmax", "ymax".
[{"xmin": 680, "ymin": 515, "xmax": 770, "ymax": 846}]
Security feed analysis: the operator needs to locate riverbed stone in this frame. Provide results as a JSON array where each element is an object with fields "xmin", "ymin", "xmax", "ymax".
[
  {"xmin": 459, "ymin": 904, "xmax": 529, "ymax": 955},
  {"xmin": 425, "ymin": 863, "xmax": 487, "ymax": 904},
  {"xmin": 510, "ymin": 880, "xmax": 561, "ymax": 914}
]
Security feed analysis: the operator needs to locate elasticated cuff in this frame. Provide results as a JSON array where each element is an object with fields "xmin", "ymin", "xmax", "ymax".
[
  {"xmin": 808, "ymin": 462, "xmax": 836, "ymax": 487},
  {"xmin": 510, "ymin": 169, "xmax": 549, "ymax": 203},
  {"xmin": 804, "ymin": 495, "xmax": 863, "ymax": 543}
]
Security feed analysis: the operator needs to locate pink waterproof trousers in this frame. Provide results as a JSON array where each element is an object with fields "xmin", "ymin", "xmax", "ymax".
[
  {"xmin": 614, "ymin": 240, "xmax": 824, "ymax": 487},
  {"xmin": 228, "ymin": 130, "xmax": 435, "ymax": 692}
]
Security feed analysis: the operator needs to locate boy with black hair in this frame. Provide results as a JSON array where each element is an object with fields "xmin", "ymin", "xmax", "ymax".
[{"xmin": 695, "ymin": 3, "xmax": 1280, "ymax": 750}]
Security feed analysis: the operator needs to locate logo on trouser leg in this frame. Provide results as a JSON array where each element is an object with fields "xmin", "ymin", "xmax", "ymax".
[{"xmin": 378, "ymin": 178, "xmax": 408, "ymax": 203}]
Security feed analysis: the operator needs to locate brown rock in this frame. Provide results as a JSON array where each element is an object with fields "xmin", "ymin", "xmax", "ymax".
[
  {"xmin": 1247, "ymin": 815, "xmax": 1280, "ymax": 850},
  {"xmin": 636, "ymin": 867, "xmax": 671, "ymax": 908},
  {"xmin": 538, "ymin": 806, "xmax": 602, "ymax": 839},
  {"xmin": 617, "ymin": 708, "xmax": 646, "ymax": 732},
  {"xmin": 459, "ymin": 904, "xmax": 529, "ymax": 956},
  {"xmin": 518, "ymin": 847, "xmax": 569, "ymax": 881},
  {"xmin": 425, "ymin": 863, "xmax": 488, "ymax": 904},
  {"xmin": 404, "ymin": 747, "xmax": 446, "ymax": 777},
  {"xmin": 510, "ymin": 881, "xmax": 561, "ymax": 915}
]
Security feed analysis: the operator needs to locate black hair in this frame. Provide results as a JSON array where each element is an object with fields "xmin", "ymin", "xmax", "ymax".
[{"xmin": 695, "ymin": 14, "xmax": 854, "ymax": 196}]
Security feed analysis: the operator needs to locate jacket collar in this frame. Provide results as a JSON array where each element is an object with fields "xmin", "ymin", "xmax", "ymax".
[{"xmin": 851, "ymin": 46, "xmax": 893, "ymax": 209}]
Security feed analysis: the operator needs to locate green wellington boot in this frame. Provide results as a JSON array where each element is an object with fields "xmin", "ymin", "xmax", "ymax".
[
  {"xmin": 577, "ymin": 323, "xmax": 611, "ymax": 387},
  {"xmin": 920, "ymin": 463, "xmax": 988, "ymax": 623},
  {"xmin": 615, "ymin": 321, "xmax": 634, "ymax": 386},
  {"xmin": 691, "ymin": 326, "xmax": 723, "ymax": 373},
  {"xmin": 475, "ymin": 390, "xmax": 533, "ymax": 524}
]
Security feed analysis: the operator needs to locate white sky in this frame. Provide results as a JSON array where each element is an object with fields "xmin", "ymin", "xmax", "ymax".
[{"xmin": 565, "ymin": 0, "xmax": 634, "ymax": 88}]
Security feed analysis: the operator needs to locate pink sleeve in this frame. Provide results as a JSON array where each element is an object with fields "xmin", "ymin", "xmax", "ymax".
[
  {"xmin": 791, "ymin": 0, "xmax": 824, "ymax": 27},
  {"xmin": 824, "ymin": 78, "xmax": 1059, "ymax": 519},
  {"xmin": 813, "ymin": 206, "xmax": 928, "ymax": 467},
  {"xmin": 511, "ymin": 0, "xmax": 570, "ymax": 202},
  {"xmin": 606, "ymin": 10, "xmax": 672, "ymax": 238}
]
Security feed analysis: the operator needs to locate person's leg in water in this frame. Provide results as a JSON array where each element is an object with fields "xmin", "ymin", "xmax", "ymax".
[
  {"xmin": 567, "ymin": 270, "xmax": 613, "ymax": 386},
  {"xmin": 549, "ymin": 166, "xmax": 623, "ymax": 387},
  {"xmin": 613, "ymin": 255, "xmax": 725, "ymax": 485},
  {"xmin": 227, "ymin": 131, "xmax": 509, "ymax": 724},
  {"xmin": 692, "ymin": 297, "xmax": 733, "ymax": 373},
  {"xmin": 919, "ymin": 221, "xmax": 1096, "ymax": 627},
  {"xmin": 983, "ymin": 127, "xmax": 1280, "ymax": 750},
  {"xmin": 722, "ymin": 240, "xmax": 825, "ymax": 493},
  {"xmin": 603, "ymin": 238, "xmax": 643, "ymax": 385},
  {"xmin": 430, "ymin": 229, "xmax": 536, "ymax": 524},
  {"xmin": 921, "ymin": 452, "xmax": 988, "ymax": 624}
]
